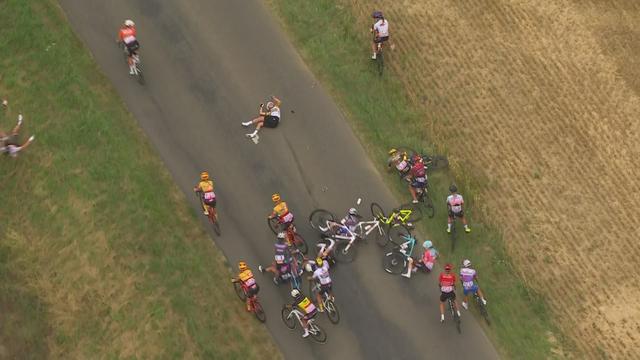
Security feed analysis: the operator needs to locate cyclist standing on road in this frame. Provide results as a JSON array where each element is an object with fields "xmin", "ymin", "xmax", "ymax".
[
  {"xmin": 268, "ymin": 193, "xmax": 295, "ymax": 230},
  {"xmin": 446, "ymin": 184, "xmax": 471, "ymax": 233},
  {"xmin": 193, "ymin": 171, "xmax": 216, "ymax": 216},
  {"xmin": 439, "ymin": 263, "xmax": 461, "ymax": 322},
  {"xmin": 370, "ymin": 11, "xmax": 389, "ymax": 60},
  {"xmin": 306, "ymin": 257, "xmax": 334, "ymax": 312},
  {"xmin": 231, "ymin": 261, "xmax": 260, "ymax": 311},
  {"xmin": 460, "ymin": 259, "xmax": 487, "ymax": 310},
  {"xmin": 285, "ymin": 289, "xmax": 318, "ymax": 338},
  {"xmin": 117, "ymin": 19, "xmax": 140, "ymax": 75}
]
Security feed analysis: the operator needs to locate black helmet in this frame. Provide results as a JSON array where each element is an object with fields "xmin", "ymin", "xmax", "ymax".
[
  {"xmin": 372, "ymin": 10, "xmax": 383, "ymax": 19},
  {"xmin": 449, "ymin": 184, "xmax": 458, "ymax": 193}
]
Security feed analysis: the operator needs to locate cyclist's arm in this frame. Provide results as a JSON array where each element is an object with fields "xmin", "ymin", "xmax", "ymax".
[{"xmin": 271, "ymin": 96, "xmax": 281, "ymax": 107}]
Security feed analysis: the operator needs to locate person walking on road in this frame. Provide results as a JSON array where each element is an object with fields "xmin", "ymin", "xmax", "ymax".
[
  {"xmin": 242, "ymin": 95, "xmax": 281, "ymax": 139},
  {"xmin": 1, "ymin": 113, "xmax": 35, "ymax": 158}
]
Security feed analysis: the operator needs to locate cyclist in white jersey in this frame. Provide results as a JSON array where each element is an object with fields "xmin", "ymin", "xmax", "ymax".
[
  {"xmin": 446, "ymin": 184, "xmax": 471, "ymax": 233},
  {"xmin": 306, "ymin": 257, "xmax": 334, "ymax": 311},
  {"xmin": 243, "ymin": 95, "xmax": 282, "ymax": 138},
  {"xmin": 370, "ymin": 11, "xmax": 390, "ymax": 60}
]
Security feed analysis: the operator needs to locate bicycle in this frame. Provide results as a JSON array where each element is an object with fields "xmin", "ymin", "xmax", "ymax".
[
  {"xmin": 118, "ymin": 41, "xmax": 144, "ymax": 84},
  {"xmin": 281, "ymin": 305, "xmax": 327, "ymax": 343},
  {"xmin": 388, "ymin": 146, "xmax": 449, "ymax": 176},
  {"xmin": 232, "ymin": 280, "xmax": 266, "ymax": 322},
  {"xmin": 195, "ymin": 192, "xmax": 220, "ymax": 236},
  {"xmin": 370, "ymin": 203, "xmax": 421, "ymax": 246},
  {"xmin": 308, "ymin": 209, "xmax": 367, "ymax": 263},
  {"xmin": 374, "ymin": 41, "xmax": 384, "ymax": 76},
  {"xmin": 383, "ymin": 224, "xmax": 416, "ymax": 274},
  {"xmin": 446, "ymin": 294, "xmax": 462, "ymax": 334},
  {"xmin": 473, "ymin": 290, "xmax": 490, "ymax": 325},
  {"xmin": 308, "ymin": 279, "xmax": 340, "ymax": 324},
  {"xmin": 449, "ymin": 213, "xmax": 458, "ymax": 252},
  {"xmin": 405, "ymin": 181, "xmax": 435, "ymax": 219}
]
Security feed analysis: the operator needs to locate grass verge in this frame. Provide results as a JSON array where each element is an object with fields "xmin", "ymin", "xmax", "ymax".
[
  {"xmin": 0, "ymin": 0, "xmax": 280, "ymax": 358},
  {"xmin": 265, "ymin": 0, "xmax": 569, "ymax": 358}
]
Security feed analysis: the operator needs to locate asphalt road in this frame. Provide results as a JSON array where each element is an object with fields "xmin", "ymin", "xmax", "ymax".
[{"xmin": 58, "ymin": 1, "xmax": 499, "ymax": 359}]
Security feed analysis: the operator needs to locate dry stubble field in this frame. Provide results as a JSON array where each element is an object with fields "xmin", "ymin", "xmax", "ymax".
[{"xmin": 345, "ymin": 0, "xmax": 639, "ymax": 358}]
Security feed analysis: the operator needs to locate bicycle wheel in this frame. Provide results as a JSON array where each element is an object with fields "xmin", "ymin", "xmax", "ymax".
[
  {"xmin": 208, "ymin": 211, "xmax": 221, "ymax": 236},
  {"xmin": 267, "ymin": 217, "xmax": 280, "ymax": 234},
  {"xmin": 369, "ymin": 222, "xmax": 388, "ymax": 247},
  {"xmin": 253, "ymin": 301, "xmax": 266, "ymax": 323},
  {"xmin": 293, "ymin": 233, "xmax": 308, "ymax": 254},
  {"xmin": 309, "ymin": 209, "xmax": 335, "ymax": 233},
  {"xmin": 309, "ymin": 322, "xmax": 328, "ymax": 344},
  {"xmin": 383, "ymin": 251, "xmax": 406, "ymax": 275},
  {"xmin": 325, "ymin": 299, "xmax": 340, "ymax": 324},
  {"xmin": 281, "ymin": 306, "xmax": 296, "ymax": 329},
  {"xmin": 377, "ymin": 51, "xmax": 384, "ymax": 76},
  {"xmin": 450, "ymin": 221, "xmax": 457, "ymax": 252},
  {"xmin": 399, "ymin": 203, "xmax": 423, "ymax": 223},
  {"xmin": 370, "ymin": 202, "xmax": 386, "ymax": 220},
  {"xmin": 476, "ymin": 296, "xmax": 490, "ymax": 325},
  {"xmin": 421, "ymin": 194, "xmax": 435, "ymax": 219},
  {"xmin": 334, "ymin": 241, "xmax": 357, "ymax": 263},
  {"xmin": 425, "ymin": 155, "xmax": 449, "ymax": 170},
  {"xmin": 135, "ymin": 62, "xmax": 145, "ymax": 85},
  {"xmin": 388, "ymin": 223, "xmax": 411, "ymax": 246},
  {"xmin": 233, "ymin": 282, "xmax": 246, "ymax": 301}
]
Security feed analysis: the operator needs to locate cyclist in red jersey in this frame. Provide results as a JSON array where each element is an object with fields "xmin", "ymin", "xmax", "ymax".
[
  {"xmin": 438, "ymin": 263, "xmax": 461, "ymax": 322},
  {"xmin": 117, "ymin": 19, "xmax": 140, "ymax": 75}
]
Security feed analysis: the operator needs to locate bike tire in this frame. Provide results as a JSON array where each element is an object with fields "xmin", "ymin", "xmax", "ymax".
[
  {"xmin": 208, "ymin": 211, "xmax": 221, "ymax": 235},
  {"xmin": 136, "ymin": 67, "xmax": 145, "ymax": 85},
  {"xmin": 233, "ymin": 282, "xmax": 246, "ymax": 301},
  {"xmin": 310, "ymin": 322, "xmax": 328, "ymax": 344},
  {"xmin": 377, "ymin": 52, "xmax": 384, "ymax": 76},
  {"xmin": 422, "ymin": 194, "xmax": 435, "ymax": 219},
  {"xmin": 370, "ymin": 202, "xmax": 386, "ymax": 221},
  {"xmin": 281, "ymin": 306, "xmax": 296, "ymax": 329},
  {"xmin": 425, "ymin": 155, "xmax": 449, "ymax": 170},
  {"xmin": 450, "ymin": 221, "xmax": 457, "ymax": 252},
  {"xmin": 455, "ymin": 314, "xmax": 462, "ymax": 334},
  {"xmin": 267, "ymin": 217, "xmax": 280, "ymax": 234},
  {"xmin": 308, "ymin": 209, "xmax": 335, "ymax": 233},
  {"xmin": 334, "ymin": 241, "xmax": 357, "ymax": 263},
  {"xmin": 476, "ymin": 296, "xmax": 491, "ymax": 325},
  {"xmin": 387, "ymin": 223, "xmax": 411, "ymax": 247},
  {"xmin": 325, "ymin": 299, "xmax": 340, "ymax": 324},
  {"xmin": 294, "ymin": 233, "xmax": 308, "ymax": 254},
  {"xmin": 399, "ymin": 202, "xmax": 423, "ymax": 223},
  {"xmin": 383, "ymin": 251, "xmax": 406, "ymax": 275},
  {"xmin": 253, "ymin": 301, "xmax": 266, "ymax": 323},
  {"xmin": 371, "ymin": 222, "xmax": 389, "ymax": 247}
]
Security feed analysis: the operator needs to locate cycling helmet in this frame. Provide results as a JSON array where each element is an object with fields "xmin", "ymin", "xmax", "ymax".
[
  {"xmin": 372, "ymin": 10, "xmax": 383, "ymax": 19},
  {"xmin": 277, "ymin": 232, "xmax": 286, "ymax": 239},
  {"xmin": 266, "ymin": 101, "xmax": 274, "ymax": 109},
  {"xmin": 305, "ymin": 263, "xmax": 314, "ymax": 273},
  {"xmin": 388, "ymin": 148, "xmax": 398, "ymax": 155},
  {"xmin": 462, "ymin": 259, "xmax": 471, "ymax": 268},
  {"xmin": 271, "ymin": 193, "xmax": 281, "ymax": 203},
  {"xmin": 200, "ymin": 171, "xmax": 209, "ymax": 181},
  {"xmin": 348, "ymin": 208, "xmax": 358, "ymax": 215},
  {"xmin": 124, "ymin": 19, "xmax": 135, "ymax": 27},
  {"xmin": 449, "ymin": 184, "xmax": 458, "ymax": 193},
  {"xmin": 444, "ymin": 263, "xmax": 453, "ymax": 271},
  {"xmin": 291, "ymin": 289, "xmax": 300, "ymax": 298},
  {"xmin": 422, "ymin": 240, "xmax": 433, "ymax": 249},
  {"xmin": 315, "ymin": 257, "xmax": 324, "ymax": 266},
  {"xmin": 238, "ymin": 261, "xmax": 248, "ymax": 271}
]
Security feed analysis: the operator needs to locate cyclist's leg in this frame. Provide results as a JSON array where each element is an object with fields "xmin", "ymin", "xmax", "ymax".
[
  {"xmin": 408, "ymin": 184, "xmax": 418, "ymax": 203},
  {"xmin": 439, "ymin": 293, "xmax": 447, "ymax": 321},
  {"xmin": 477, "ymin": 287, "xmax": 487, "ymax": 303},
  {"xmin": 402, "ymin": 257, "xmax": 414, "ymax": 278},
  {"xmin": 447, "ymin": 210, "xmax": 454, "ymax": 232}
]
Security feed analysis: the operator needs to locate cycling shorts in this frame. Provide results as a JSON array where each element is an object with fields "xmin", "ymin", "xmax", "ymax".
[
  {"xmin": 264, "ymin": 115, "xmax": 280, "ymax": 128},
  {"xmin": 462, "ymin": 284, "xmax": 479, "ymax": 296},
  {"xmin": 246, "ymin": 283, "xmax": 260, "ymax": 297},
  {"xmin": 125, "ymin": 40, "xmax": 140, "ymax": 56},
  {"xmin": 411, "ymin": 180, "xmax": 427, "ymax": 189},
  {"xmin": 374, "ymin": 35, "xmax": 389, "ymax": 43},
  {"xmin": 319, "ymin": 283, "xmax": 332, "ymax": 295},
  {"xmin": 304, "ymin": 308, "xmax": 318, "ymax": 321},
  {"xmin": 448, "ymin": 209, "xmax": 464, "ymax": 218},
  {"xmin": 440, "ymin": 291, "xmax": 456, "ymax": 302},
  {"xmin": 203, "ymin": 198, "xmax": 217, "ymax": 208}
]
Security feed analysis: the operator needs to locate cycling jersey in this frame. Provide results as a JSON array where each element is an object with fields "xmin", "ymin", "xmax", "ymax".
[
  {"xmin": 293, "ymin": 294, "xmax": 317, "ymax": 317},
  {"xmin": 373, "ymin": 19, "xmax": 389, "ymax": 37},
  {"xmin": 238, "ymin": 269, "xmax": 256, "ymax": 288},
  {"xmin": 422, "ymin": 247, "xmax": 438, "ymax": 265},
  {"xmin": 273, "ymin": 202, "xmax": 294, "ymax": 223},
  {"xmin": 342, "ymin": 214, "xmax": 360, "ymax": 232},
  {"xmin": 274, "ymin": 242, "xmax": 289, "ymax": 264},
  {"xmin": 118, "ymin": 27, "xmax": 137, "ymax": 45},
  {"xmin": 196, "ymin": 180, "xmax": 216, "ymax": 204},
  {"xmin": 446, "ymin": 194, "xmax": 464, "ymax": 214},
  {"xmin": 312, "ymin": 260, "xmax": 331, "ymax": 285},
  {"xmin": 459, "ymin": 268, "xmax": 477, "ymax": 290},
  {"xmin": 439, "ymin": 273, "xmax": 456, "ymax": 293},
  {"xmin": 270, "ymin": 106, "xmax": 281, "ymax": 118}
]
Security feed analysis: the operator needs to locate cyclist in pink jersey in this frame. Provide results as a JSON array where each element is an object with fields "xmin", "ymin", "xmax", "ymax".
[
  {"xmin": 402, "ymin": 240, "xmax": 438, "ymax": 278},
  {"xmin": 446, "ymin": 184, "xmax": 471, "ymax": 233},
  {"xmin": 459, "ymin": 259, "xmax": 487, "ymax": 309}
]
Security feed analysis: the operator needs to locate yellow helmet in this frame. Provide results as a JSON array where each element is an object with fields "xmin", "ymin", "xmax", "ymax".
[
  {"xmin": 271, "ymin": 193, "xmax": 281, "ymax": 203},
  {"xmin": 388, "ymin": 148, "xmax": 398, "ymax": 155},
  {"xmin": 200, "ymin": 171, "xmax": 209, "ymax": 181},
  {"xmin": 238, "ymin": 261, "xmax": 248, "ymax": 271},
  {"xmin": 315, "ymin": 257, "xmax": 323, "ymax": 266}
]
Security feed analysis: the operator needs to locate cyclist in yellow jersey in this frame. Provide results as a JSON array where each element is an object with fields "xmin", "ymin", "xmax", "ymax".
[
  {"xmin": 231, "ymin": 261, "xmax": 260, "ymax": 311},
  {"xmin": 193, "ymin": 171, "xmax": 216, "ymax": 216},
  {"xmin": 268, "ymin": 193, "xmax": 294, "ymax": 230},
  {"xmin": 285, "ymin": 289, "xmax": 317, "ymax": 338}
]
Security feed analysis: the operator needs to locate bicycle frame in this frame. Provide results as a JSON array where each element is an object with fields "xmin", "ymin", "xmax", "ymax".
[
  {"xmin": 353, "ymin": 219, "xmax": 382, "ymax": 239},
  {"xmin": 379, "ymin": 208, "xmax": 413, "ymax": 225},
  {"xmin": 285, "ymin": 308, "xmax": 321, "ymax": 334},
  {"xmin": 393, "ymin": 233, "xmax": 416, "ymax": 257}
]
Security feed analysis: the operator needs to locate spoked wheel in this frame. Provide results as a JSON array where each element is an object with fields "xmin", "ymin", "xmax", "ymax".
[
  {"xmin": 293, "ymin": 233, "xmax": 308, "ymax": 254},
  {"xmin": 388, "ymin": 223, "xmax": 412, "ymax": 246},
  {"xmin": 399, "ymin": 203, "xmax": 423, "ymax": 223},
  {"xmin": 476, "ymin": 296, "xmax": 490, "ymax": 325},
  {"xmin": 281, "ymin": 306, "xmax": 296, "ymax": 329},
  {"xmin": 253, "ymin": 301, "xmax": 266, "ymax": 323},
  {"xmin": 370, "ymin": 202, "xmax": 386, "ymax": 220},
  {"xmin": 383, "ymin": 251, "xmax": 406, "ymax": 275},
  {"xmin": 420, "ymin": 193, "xmax": 435, "ymax": 219},
  {"xmin": 309, "ymin": 209, "xmax": 336, "ymax": 233},
  {"xmin": 136, "ymin": 63, "xmax": 145, "ymax": 85},
  {"xmin": 334, "ymin": 241, "xmax": 357, "ymax": 263},
  {"xmin": 309, "ymin": 322, "xmax": 327, "ymax": 344},
  {"xmin": 450, "ymin": 221, "xmax": 457, "ymax": 252},
  {"xmin": 233, "ymin": 282, "xmax": 246, "ymax": 301},
  {"xmin": 424, "ymin": 155, "xmax": 449, "ymax": 170},
  {"xmin": 267, "ymin": 217, "xmax": 280, "ymax": 234},
  {"xmin": 368, "ymin": 223, "xmax": 388, "ymax": 247},
  {"xmin": 325, "ymin": 299, "xmax": 340, "ymax": 324},
  {"xmin": 376, "ymin": 51, "xmax": 384, "ymax": 76},
  {"xmin": 208, "ymin": 210, "xmax": 221, "ymax": 236},
  {"xmin": 449, "ymin": 299, "xmax": 462, "ymax": 334}
]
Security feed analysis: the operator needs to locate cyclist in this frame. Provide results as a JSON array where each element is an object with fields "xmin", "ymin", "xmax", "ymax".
[
  {"xmin": 231, "ymin": 261, "xmax": 260, "ymax": 311},
  {"xmin": 370, "ymin": 11, "xmax": 389, "ymax": 60},
  {"xmin": 258, "ymin": 232, "xmax": 292, "ymax": 285},
  {"xmin": 460, "ymin": 259, "xmax": 487, "ymax": 310},
  {"xmin": 285, "ymin": 289, "xmax": 317, "ymax": 338},
  {"xmin": 117, "ymin": 19, "xmax": 140, "ymax": 75},
  {"xmin": 243, "ymin": 95, "xmax": 282, "ymax": 139},
  {"xmin": 316, "ymin": 237, "xmax": 336, "ymax": 262},
  {"xmin": 446, "ymin": 184, "xmax": 471, "ymax": 233},
  {"xmin": 306, "ymin": 257, "xmax": 334, "ymax": 312},
  {"xmin": 407, "ymin": 154, "xmax": 428, "ymax": 204},
  {"xmin": 268, "ymin": 193, "xmax": 294, "ymax": 231},
  {"xmin": 1, "ymin": 114, "xmax": 35, "ymax": 158},
  {"xmin": 439, "ymin": 263, "xmax": 461, "ymax": 323},
  {"xmin": 403, "ymin": 240, "xmax": 438, "ymax": 278},
  {"xmin": 193, "ymin": 171, "xmax": 216, "ymax": 217},
  {"xmin": 387, "ymin": 148, "xmax": 411, "ymax": 178},
  {"xmin": 328, "ymin": 207, "xmax": 362, "ymax": 238}
]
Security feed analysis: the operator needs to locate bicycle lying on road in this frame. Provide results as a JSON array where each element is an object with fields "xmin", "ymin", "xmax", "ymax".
[
  {"xmin": 232, "ymin": 280, "xmax": 266, "ymax": 322},
  {"xmin": 370, "ymin": 202, "xmax": 421, "ymax": 246},
  {"xmin": 281, "ymin": 305, "xmax": 327, "ymax": 343},
  {"xmin": 383, "ymin": 224, "xmax": 417, "ymax": 274}
]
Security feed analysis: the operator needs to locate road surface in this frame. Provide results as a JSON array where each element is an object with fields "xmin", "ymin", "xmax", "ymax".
[{"xmin": 58, "ymin": 0, "xmax": 499, "ymax": 359}]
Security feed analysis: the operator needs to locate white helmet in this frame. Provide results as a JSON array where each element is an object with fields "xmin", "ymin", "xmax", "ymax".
[
  {"xmin": 462, "ymin": 259, "xmax": 471, "ymax": 268},
  {"xmin": 124, "ymin": 19, "xmax": 135, "ymax": 27},
  {"xmin": 266, "ymin": 101, "xmax": 274, "ymax": 109},
  {"xmin": 277, "ymin": 232, "xmax": 286, "ymax": 239},
  {"xmin": 348, "ymin": 208, "xmax": 358, "ymax": 215},
  {"xmin": 290, "ymin": 289, "xmax": 300, "ymax": 298}
]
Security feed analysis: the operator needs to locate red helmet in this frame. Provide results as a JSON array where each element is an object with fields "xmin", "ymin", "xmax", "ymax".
[{"xmin": 444, "ymin": 263, "xmax": 453, "ymax": 271}]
